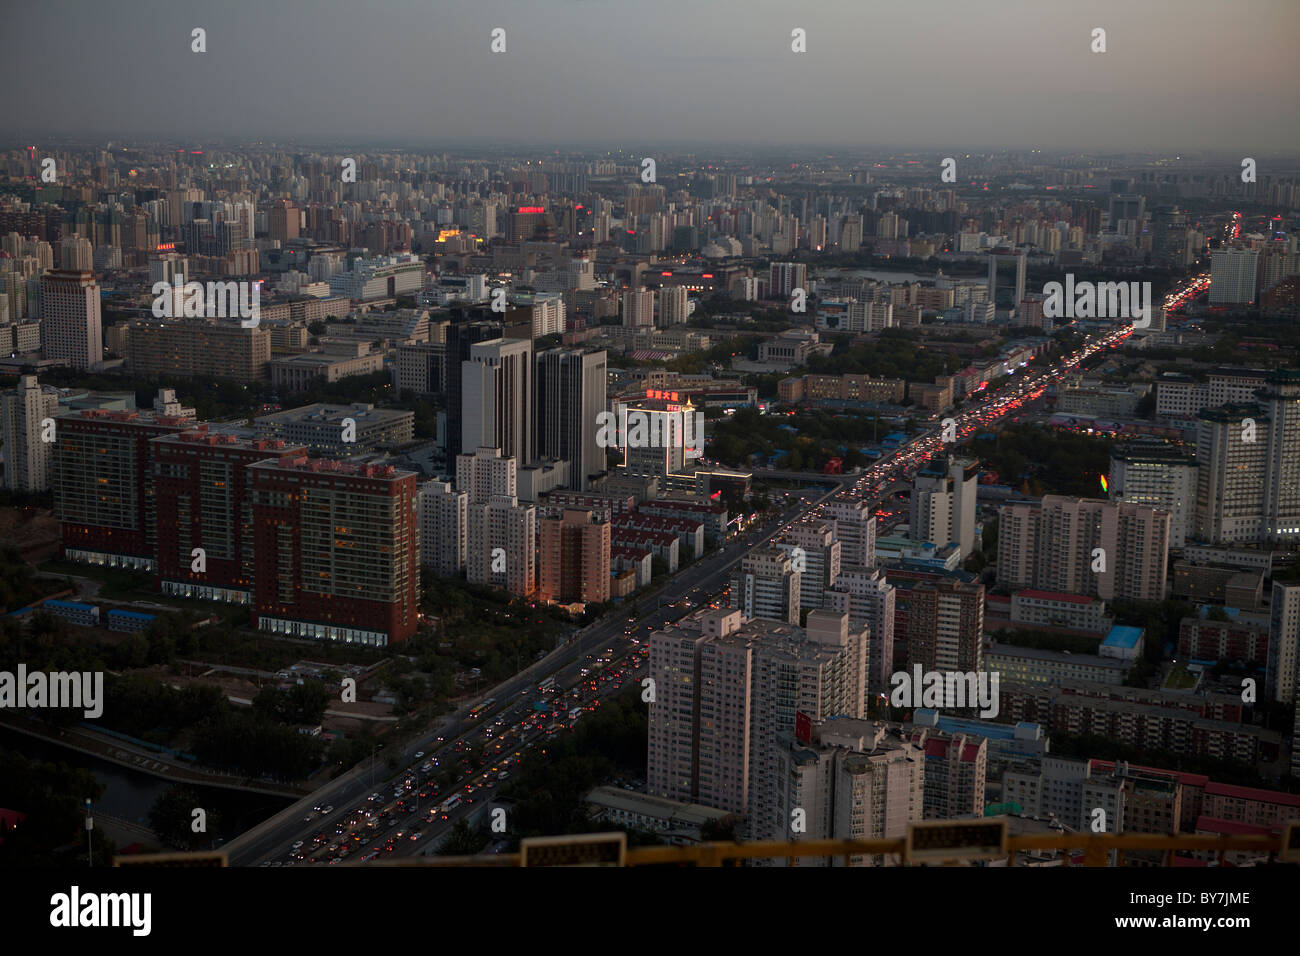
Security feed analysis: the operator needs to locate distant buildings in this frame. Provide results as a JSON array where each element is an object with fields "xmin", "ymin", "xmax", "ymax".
[
  {"xmin": 39, "ymin": 269, "xmax": 102, "ymax": 370},
  {"xmin": 729, "ymin": 547, "xmax": 801, "ymax": 624},
  {"xmin": 1, "ymin": 375, "xmax": 59, "ymax": 491},
  {"xmin": 253, "ymin": 403, "xmax": 414, "ymax": 458}
]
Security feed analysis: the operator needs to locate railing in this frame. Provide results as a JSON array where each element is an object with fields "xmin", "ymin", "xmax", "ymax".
[{"xmin": 360, "ymin": 831, "xmax": 1295, "ymax": 868}]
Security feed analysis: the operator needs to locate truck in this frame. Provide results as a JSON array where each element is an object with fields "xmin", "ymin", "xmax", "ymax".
[{"xmin": 568, "ymin": 706, "xmax": 583, "ymax": 721}]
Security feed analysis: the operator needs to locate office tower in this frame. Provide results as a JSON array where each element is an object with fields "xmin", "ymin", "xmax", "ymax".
[
  {"xmin": 769, "ymin": 262, "xmax": 807, "ymax": 299},
  {"xmin": 658, "ymin": 285, "xmax": 689, "ymax": 326},
  {"xmin": 772, "ymin": 718, "xmax": 924, "ymax": 866},
  {"xmin": 1260, "ymin": 370, "xmax": 1300, "ymax": 543},
  {"xmin": 904, "ymin": 578, "xmax": 985, "ymax": 674},
  {"xmin": 1195, "ymin": 403, "xmax": 1267, "ymax": 544},
  {"xmin": 465, "ymin": 493, "xmax": 536, "ymax": 596},
  {"xmin": 910, "ymin": 456, "xmax": 979, "ymax": 559},
  {"xmin": 462, "ymin": 337, "xmax": 534, "ymax": 465},
  {"xmin": 418, "ymin": 479, "xmax": 467, "ymax": 577},
  {"xmin": 1109, "ymin": 441, "xmax": 1197, "ymax": 547},
  {"xmin": 248, "ymin": 455, "xmax": 420, "ymax": 646},
  {"xmin": 538, "ymin": 508, "xmax": 611, "ymax": 604},
  {"xmin": 53, "ymin": 409, "xmax": 190, "ymax": 570},
  {"xmin": 40, "ymin": 269, "xmax": 103, "ymax": 370},
  {"xmin": 611, "ymin": 396, "xmax": 702, "ymax": 480},
  {"xmin": 456, "ymin": 445, "xmax": 517, "ymax": 504},
  {"xmin": 1267, "ymin": 581, "xmax": 1300, "ymax": 705},
  {"xmin": 824, "ymin": 496, "xmax": 878, "ymax": 567},
  {"xmin": 535, "ymin": 347, "xmax": 606, "ymax": 490},
  {"xmin": 775, "ymin": 519, "xmax": 841, "ymax": 611},
  {"xmin": 2, "ymin": 375, "xmax": 60, "ymax": 491},
  {"xmin": 729, "ymin": 547, "xmax": 801, "ymax": 623},
  {"xmin": 60, "ymin": 236, "xmax": 94, "ymax": 271},
  {"xmin": 997, "ymin": 496, "xmax": 1170, "ymax": 602},
  {"xmin": 153, "ymin": 429, "xmax": 307, "ymax": 603},
  {"xmin": 444, "ymin": 320, "xmax": 503, "ymax": 458},
  {"xmin": 1209, "ymin": 248, "xmax": 1260, "ymax": 305},
  {"xmin": 986, "ymin": 252, "xmax": 1026, "ymax": 311},
  {"xmin": 825, "ymin": 565, "xmax": 894, "ymax": 694},
  {"xmin": 622, "ymin": 288, "xmax": 655, "ymax": 329},
  {"xmin": 126, "ymin": 319, "xmax": 270, "ymax": 382},
  {"xmin": 908, "ymin": 728, "xmax": 987, "ymax": 820}
]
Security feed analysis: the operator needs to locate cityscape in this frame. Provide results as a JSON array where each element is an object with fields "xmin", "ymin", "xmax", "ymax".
[{"xmin": 1, "ymin": 0, "xmax": 1298, "ymax": 935}]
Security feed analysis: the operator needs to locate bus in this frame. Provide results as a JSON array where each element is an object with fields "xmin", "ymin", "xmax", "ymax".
[
  {"xmin": 467, "ymin": 698, "xmax": 496, "ymax": 721},
  {"xmin": 439, "ymin": 795, "xmax": 463, "ymax": 818},
  {"xmin": 538, "ymin": 676, "xmax": 556, "ymax": 695}
]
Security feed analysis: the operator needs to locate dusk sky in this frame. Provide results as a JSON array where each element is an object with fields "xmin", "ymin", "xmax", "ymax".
[{"xmin": 4, "ymin": 0, "xmax": 1298, "ymax": 152}]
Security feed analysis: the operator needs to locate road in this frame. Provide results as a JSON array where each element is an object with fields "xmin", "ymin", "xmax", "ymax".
[{"xmin": 229, "ymin": 322, "xmax": 1131, "ymax": 866}]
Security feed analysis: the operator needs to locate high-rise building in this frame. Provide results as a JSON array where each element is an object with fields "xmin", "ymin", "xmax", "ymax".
[
  {"xmin": 729, "ymin": 547, "xmax": 801, "ymax": 624},
  {"xmin": 534, "ymin": 347, "xmax": 606, "ymax": 490},
  {"xmin": 622, "ymin": 288, "xmax": 655, "ymax": 329},
  {"xmin": 1209, "ymin": 248, "xmax": 1260, "ymax": 305},
  {"xmin": 775, "ymin": 519, "xmax": 841, "ymax": 611},
  {"xmin": 908, "ymin": 728, "xmax": 987, "ymax": 820},
  {"xmin": 418, "ymin": 479, "xmax": 467, "ymax": 578},
  {"xmin": 1109, "ymin": 441, "xmax": 1197, "ymax": 548},
  {"xmin": 658, "ymin": 285, "xmax": 689, "ymax": 326},
  {"xmin": 248, "ymin": 455, "xmax": 420, "ymax": 646},
  {"xmin": 462, "ymin": 337, "xmax": 534, "ymax": 465},
  {"xmin": 825, "ymin": 565, "xmax": 894, "ymax": 695},
  {"xmin": 1260, "ymin": 370, "xmax": 1300, "ymax": 543},
  {"xmin": 904, "ymin": 578, "xmax": 985, "ymax": 674},
  {"xmin": 910, "ymin": 456, "xmax": 979, "ymax": 559},
  {"xmin": 53, "ymin": 409, "xmax": 190, "ymax": 570},
  {"xmin": 823, "ymin": 496, "xmax": 877, "ymax": 568},
  {"xmin": 444, "ymin": 320, "xmax": 502, "ymax": 458},
  {"xmin": 1195, "ymin": 403, "xmax": 1267, "ymax": 544},
  {"xmin": 466, "ymin": 493, "xmax": 536, "ymax": 596},
  {"xmin": 153, "ymin": 428, "xmax": 307, "ymax": 603},
  {"xmin": 59, "ymin": 236, "xmax": 94, "ymax": 271},
  {"xmin": 998, "ymin": 496, "xmax": 1169, "ymax": 602},
  {"xmin": 538, "ymin": 508, "xmax": 610, "ymax": 605},
  {"xmin": 2, "ymin": 375, "xmax": 60, "ymax": 491},
  {"xmin": 768, "ymin": 262, "xmax": 807, "ymax": 299},
  {"xmin": 772, "ymin": 718, "xmax": 924, "ymax": 866},
  {"xmin": 610, "ymin": 396, "xmax": 702, "ymax": 480},
  {"xmin": 40, "ymin": 269, "xmax": 103, "ymax": 370},
  {"xmin": 456, "ymin": 445, "xmax": 517, "ymax": 504},
  {"xmin": 646, "ymin": 609, "xmax": 868, "ymax": 831},
  {"xmin": 1267, "ymin": 581, "xmax": 1300, "ymax": 705}
]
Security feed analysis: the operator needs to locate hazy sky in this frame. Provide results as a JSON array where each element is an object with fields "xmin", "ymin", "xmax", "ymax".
[{"xmin": 5, "ymin": 0, "xmax": 1298, "ymax": 152}]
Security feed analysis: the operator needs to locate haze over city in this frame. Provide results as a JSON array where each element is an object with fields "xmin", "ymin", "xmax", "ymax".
[{"xmin": 5, "ymin": 0, "xmax": 1300, "ymax": 152}]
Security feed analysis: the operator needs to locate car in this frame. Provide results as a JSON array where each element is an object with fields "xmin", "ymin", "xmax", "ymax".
[
  {"xmin": 321, "ymin": 805, "xmax": 334, "ymax": 814},
  {"xmin": 414, "ymin": 751, "xmax": 425, "ymax": 759},
  {"xmin": 291, "ymin": 840, "xmax": 304, "ymax": 850}
]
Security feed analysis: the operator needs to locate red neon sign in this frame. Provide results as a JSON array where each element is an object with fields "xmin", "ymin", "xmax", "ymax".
[{"xmin": 517, "ymin": 206, "xmax": 545, "ymax": 214}]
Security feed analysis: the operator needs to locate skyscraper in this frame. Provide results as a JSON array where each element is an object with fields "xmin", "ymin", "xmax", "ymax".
[
  {"xmin": 40, "ymin": 269, "xmax": 103, "ymax": 370},
  {"xmin": 622, "ymin": 288, "xmax": 655, "ymax": 329},
  {"xmin": 658, "ymin": 285, "xmax": 689, "ymax": 326},
  {"xmin": 462, "ymin": 336, "xmax": 534, "ymax": 465},
  {"xmin": 904, "ymin": 578, "xmax": 985, "ymax": 674},
  {"xmin": 466, "ymin": 493, "xmax": 536, "ymax": 596},
  {"xmin": 535, "ymin": 347, "xmax": 606, "ymax": 490},
  {"xmin": 823, "ymin": 496, "xmax": 877, "ymax": 568}
]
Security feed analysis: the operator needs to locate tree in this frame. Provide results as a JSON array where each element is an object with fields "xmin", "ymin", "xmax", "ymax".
[
  {"xmin": 437, "ymin": 819, "xmax": 489, "ymax": 856},
  {"xmin": 149, "ymin": 785, "xmax": 219, "ymax": 850}
]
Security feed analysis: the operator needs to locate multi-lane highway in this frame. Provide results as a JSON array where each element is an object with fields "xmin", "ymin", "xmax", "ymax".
[{"xmin": 229, "ymin": 322, "xmax": 1131, "ymax": 865}]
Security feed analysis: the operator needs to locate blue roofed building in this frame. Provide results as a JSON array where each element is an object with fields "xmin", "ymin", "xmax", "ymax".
[{"xmin": 1100, "ymin": 625, "xmax": 1144, "ymax": 662}]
